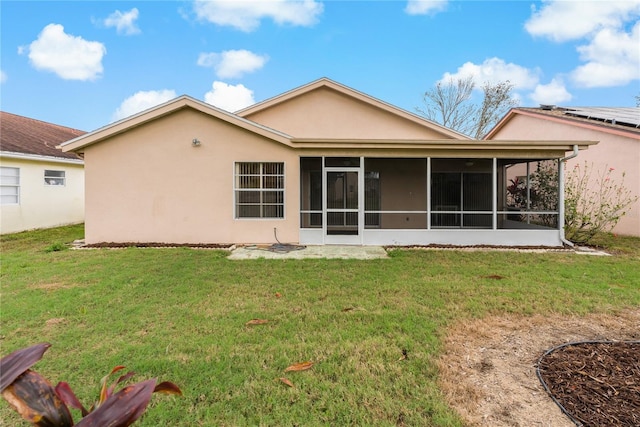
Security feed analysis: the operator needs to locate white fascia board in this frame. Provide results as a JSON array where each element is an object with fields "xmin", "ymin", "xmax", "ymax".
[{"xmin": 1, "ymin": 151, "xmax": 84, "ymax": 165}]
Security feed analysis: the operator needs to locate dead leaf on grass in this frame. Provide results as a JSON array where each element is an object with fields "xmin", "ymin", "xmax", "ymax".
[
  {"xmin": 284, "ymin": 361, "xmax": 314, "ymax": 372},
  {"xmin": 245, "ymin": 319, "xmax": 269, "ymax": 326},
  {"xmin": 278, "ymin": 377, "xmax": 294, "ymax": 387},
  {"xmin": 275, "ymin": 292, "xmax": 282, "ymax": 298},
  {"xmin": 482, "ymin": 275, "xmax": 505, "ymax": 280}
]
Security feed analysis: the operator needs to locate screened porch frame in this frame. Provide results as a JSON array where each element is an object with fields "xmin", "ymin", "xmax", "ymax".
[{"xmin": 299, "ymin": 156, "xmax": 564, "ymax": 246}]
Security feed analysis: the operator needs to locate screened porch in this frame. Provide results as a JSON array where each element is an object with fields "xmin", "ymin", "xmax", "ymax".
[{"xmin": 299, "ymin": 157, "xmax": 562, "ymax": 246}]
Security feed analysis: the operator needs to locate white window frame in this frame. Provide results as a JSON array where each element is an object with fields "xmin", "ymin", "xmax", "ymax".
[
  {"xmin": 44, "ymin": 169, "xmax": 66, "ymax": 186},
  {"xmin": 0, "ymin": 167, "xmax": 20, "ymax": 205},
  {"xmin": 234, "ymin": 162, "xmax": 285, "ymax": 219}
]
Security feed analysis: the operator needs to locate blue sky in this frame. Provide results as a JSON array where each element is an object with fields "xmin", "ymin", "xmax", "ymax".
[{"xmin": 1, "ymin": 0, "xmax": 639, "ymax": 131}]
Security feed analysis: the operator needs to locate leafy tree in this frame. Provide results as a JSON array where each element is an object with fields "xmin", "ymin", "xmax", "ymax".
[{"xmin": 418, "ymin": 76, "xmax": 518, "ymax": 138}]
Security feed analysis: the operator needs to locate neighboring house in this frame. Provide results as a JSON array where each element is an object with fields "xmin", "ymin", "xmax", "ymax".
[
  {"xmin": 1, "ymin": 112, "xmax": 85, "ymax": 234},
  {"xmin": 486, "ymin": 106, "xmax": 640, "ymax": 237},
  {"xmin": 60, "ymin": 78, "xmax": 595, "ymax": 247}
]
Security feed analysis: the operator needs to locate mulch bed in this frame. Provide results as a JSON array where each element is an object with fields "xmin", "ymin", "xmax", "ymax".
[
  {"xmin": 537, "ymin": 341, "xmax": 640, "ymax": 426},
  {"xmin": 82, "ymin": 242, "xmax": 233, "ymax": 249}
]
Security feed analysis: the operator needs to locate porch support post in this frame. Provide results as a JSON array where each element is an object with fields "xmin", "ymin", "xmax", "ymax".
[
  {"xmin": 426, "ymin": 157, "xmax": 431, "ymax": 230},
  {"xmin": 558, "ymin": 158, "xmax": 565, "ymax": 233},
  {"xmin": 526, "ymin": 162, "xmax": 531, "ymax": 224},
  {"xmin": 359, "ymin": 156, "xmax": 365, "ymax": 244},
  {"xmin": 559, "ymin": 145, "xmax": 579, "ymax": 246},
  {"xmin": 492, "ymin": 157, "xmax": 497, "ymax": 230},
  {"xmin": 321, "ymin": 156, "xmax": 326, "ymax": 244}
]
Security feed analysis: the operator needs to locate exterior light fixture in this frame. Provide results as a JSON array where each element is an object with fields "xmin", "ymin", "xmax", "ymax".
[{"xmin": 192, "ymin": 138, "xmax": 201, "ymax": 147}]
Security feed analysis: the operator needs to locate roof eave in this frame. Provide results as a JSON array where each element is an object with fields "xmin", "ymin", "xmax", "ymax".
[
  {"xmin": 289, "ymin": 138, "xmax": 597, "ymax": 152},
  {"xmin": 486, "ymin": 108, "xmax": 640, "ymax": 140},
  {"xmin": 1, "ymin": 151, "xmax": 84, "ymax": 165},
  {"xmin": 59, "ymin": 96, "xmax": 293, "ymax": 153}
]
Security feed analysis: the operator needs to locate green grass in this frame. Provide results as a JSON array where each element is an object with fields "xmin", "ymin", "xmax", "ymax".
[{"xmin": 1, "ymin": 225, "xmax": 639, "ymax": 426}]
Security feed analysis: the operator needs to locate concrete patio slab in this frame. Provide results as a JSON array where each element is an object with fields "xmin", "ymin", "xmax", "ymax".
[{"xmin": 228, "ymin": 244, "xmax": 388, "ymax": 260}]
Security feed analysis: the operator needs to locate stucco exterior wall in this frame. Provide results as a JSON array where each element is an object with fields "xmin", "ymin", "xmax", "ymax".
[
  {"xmin": 1, "ymin": 157, "xmax": 84, "ymax": 234},
  {"xmin": 489, "ymin": 114, "xmax": 639, "ymax": 236},
  {"xmin": 243, "ymin": 87, "xmax": 453, "ymax": 140},
  {"xmin": 82, "ymin": 109, "xmax": 300, "ymax": 245}
]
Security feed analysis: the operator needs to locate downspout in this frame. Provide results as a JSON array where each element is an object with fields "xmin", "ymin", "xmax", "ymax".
[{"xmin": 558, "ymin": 145, "xmax": 579, "ymax": 247}]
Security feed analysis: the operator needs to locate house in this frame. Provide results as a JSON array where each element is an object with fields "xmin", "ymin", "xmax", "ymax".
[
  {"xmin": 60, "ymin": 78, "xmax": 596, "ymax": 247},
  {"xmin": 1, "ymin": 112, "xmax": 85, "ymax": 234},
  {"xmin": 486, "ymin": 106, "xmax": 640, "ymax": 237}
]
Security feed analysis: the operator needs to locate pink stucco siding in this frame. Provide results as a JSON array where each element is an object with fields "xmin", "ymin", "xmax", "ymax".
[
  {"xmin": 489, "ymin": 113, "xmax": 639, "ymax": 237},
  {"xmin": 82, "ymin": 109, "xmax": 300, "ymax": 245}
]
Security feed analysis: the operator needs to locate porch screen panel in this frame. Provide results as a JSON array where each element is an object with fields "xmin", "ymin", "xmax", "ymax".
[
  {"xmin": 431, "ymin": 173, "xmax": 460, "ymax": 227},
  {"xmin": 365, "ymin": 171, "xmax": 380, "ymax": 228},
  {"xmin": 431, "ymin": 172, "xmax": 492, "ymax": 228},
  {"xmin": 300, "ymin": 158, "xmax": 322, "ymax": 228},
  {"xmin": 235, "ymin": 162, "xmax": 284, "ymax": 218},
  {"xmin": 499, "ymin": 159, "xmax": 559, "ymax": 230},
  {"xmin": 326, "ymin": 171, "xmax": 358, "ymax": 235},
  {"xmin": 463, "ymin": 173, "xmax": 492, "ymax": 228}
]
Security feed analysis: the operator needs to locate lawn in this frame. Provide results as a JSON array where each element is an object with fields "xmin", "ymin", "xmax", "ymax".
[{"xmin": 1, "ymin": 225, "xmax": 639, "ymax": 426}]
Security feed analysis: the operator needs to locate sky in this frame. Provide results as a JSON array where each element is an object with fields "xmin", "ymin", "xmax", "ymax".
[{"xmin": 1, "ymin": 0, "xmax": 639, "ymax": 132}]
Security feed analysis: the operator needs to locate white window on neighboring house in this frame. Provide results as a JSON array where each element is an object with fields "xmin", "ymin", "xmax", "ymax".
[
  {"xmin": 234, "ymin": 162, "xmax": 285, "ymax": 219},
  {"xmin": 44, "ymin": 170, "xmax": 66, "ymax": 186},
  {"xmin": 0, "ymin": 167, "xmax": 20, "ymax": 205}
]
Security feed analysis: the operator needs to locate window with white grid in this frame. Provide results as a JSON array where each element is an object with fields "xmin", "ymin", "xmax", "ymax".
[
  {"xmin": 0, "ymin": 167, "xmax": 20, "ymax": 205},
  {"xmin": 234, "ymin": 162, "xmax": 284, "ymax": 218}
]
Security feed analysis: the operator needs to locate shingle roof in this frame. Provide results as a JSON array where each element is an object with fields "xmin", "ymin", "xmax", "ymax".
[{"xmin": 1, "ymin": 111, "xmax": 85, "ymax": 160}]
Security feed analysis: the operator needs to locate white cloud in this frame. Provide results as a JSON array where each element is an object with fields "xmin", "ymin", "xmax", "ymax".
[
  {"xmin": 28, "ymin": 24, "xmax": 106, "ymax": 81},
  {"xmin": 524, "ymin": 1, "xmax": 640, "ymax": 89},
  {"xmin": 571, "ymin": 22, "xmax": 640, "ymax": 87},
  {"xmin": 103, "ymin": 8, "xmax": 141, "ymax": 35},
  {"xmin": 192, "ymin": 0, "xmax": 323, "ymax": 32},
  {"xmin": 405, "ymin": 0, "xmax": 448, "ymax": 16},
  {"xmin": 530, "ymin": 78, "xmax": 573, "ymax": 105},
  {"xmin": 440, "ymin": 57, "xmax": 540, "ymax": 90},
  {"xmin": 112, "ymin": 89, "xmax": 177, "ymax": 121},
  {"xmin": 525, "ymin": 0, "xmax": 640, "ymax": 42},
  {"xmin": 0, "ymin": 70, "xmax": 6, "ymax": 84},
  {"xmin": 197, "ymin": 50, "xmax": 268, "ymax": 79},
  {"xmin": 204, "ymin": 81, "xmax": 255, "ymax": 112}
]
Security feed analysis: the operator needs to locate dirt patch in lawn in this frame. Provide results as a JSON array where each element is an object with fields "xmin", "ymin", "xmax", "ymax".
[{"xmin": 437, "ymin": 308, "xmax": 640, "ymax": 426}]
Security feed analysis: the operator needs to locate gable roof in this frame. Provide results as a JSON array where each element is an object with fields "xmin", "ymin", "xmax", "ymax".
[
  {"xmin": 60, "ymin": 95, "xmax": 292, "ymax": 153},
  {"xmin": 237, "ymin": 78, "xmax": 471, "ymax": 140},
  {"xmin": 486, "ymin": 106, "xmax": 640, "ymax": 140},
  {"xmin": 59, "ymin": 80, "xmax": 596, "ymax": 157},
  {"xmin": 1, "ymin": 111, "xmax": 85, "ymax": 161}
]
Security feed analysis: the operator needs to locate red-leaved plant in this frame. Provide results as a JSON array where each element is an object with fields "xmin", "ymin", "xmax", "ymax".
[{"xmin": 0, "ymin": 343, "xmax": 182, "ymax": 426}]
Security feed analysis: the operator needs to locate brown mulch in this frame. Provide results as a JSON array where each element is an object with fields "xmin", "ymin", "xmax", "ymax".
[
  {"xmin": 82, "ymin": 242, "xmax": 233, "ymax": 249},
  {"xmin": 537, "ymin": 341, "xmax": 640, "ymax": 427}
]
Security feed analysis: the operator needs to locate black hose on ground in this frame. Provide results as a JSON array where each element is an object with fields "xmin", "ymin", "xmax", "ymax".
[{"xmin": 270, "ymin": 227, "xmax": 306, "ymax": 253}]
